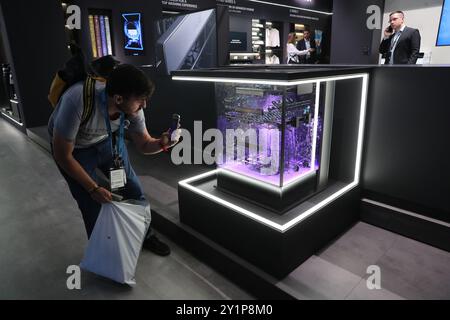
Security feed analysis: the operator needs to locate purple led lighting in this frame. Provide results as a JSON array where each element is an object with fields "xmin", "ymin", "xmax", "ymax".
[
  {"xmin": 221, "ymin": 163, "xmax": 282, "ymax": 186},
  {"xmin": 216, "ymin": 83, "xmax": 322, "ymax": 187}
]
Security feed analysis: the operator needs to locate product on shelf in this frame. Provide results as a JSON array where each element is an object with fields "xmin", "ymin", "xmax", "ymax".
[
  {"xmin": 88, "ymin": 15, "xmax": 98, "ymax": 57},
  {"xmin": 265, "ymin": 21, "xmax": 280, "ymax": 48},
  {"xmin": 88, "ymin": 10, "xmax": 113, "ymax": 58}
]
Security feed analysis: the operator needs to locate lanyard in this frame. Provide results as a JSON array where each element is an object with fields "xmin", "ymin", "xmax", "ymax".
[
  {"xmin": 101, "ymin": 90, "xmax": 125, "ymax": 160},
  {"xmin": 390, "ymin": 31, "xmax": 402, "ymax": 52}
]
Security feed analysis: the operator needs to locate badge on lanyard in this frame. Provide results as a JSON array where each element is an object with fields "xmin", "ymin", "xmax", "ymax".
[
  {"xmin": 109, "ymin": 153, "xmax": 127, "ymax": 191},
  {"xmin": 103, "ymin": 91, "xmax": 127, "ymax": 191},
  {"xmin": 110, "ymin": 168, "xmax": 126, "ymax": 190}
]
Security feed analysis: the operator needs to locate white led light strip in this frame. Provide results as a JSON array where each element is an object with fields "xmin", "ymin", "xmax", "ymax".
[
  {"xmin": 162, "ymin": 11, "xmax": 181, "ymax": 15},
  {"xmin": 173, "ymin": 73, "xmax": 368, "ymax": 87},
  {"xmin": 229, "ymin": 53, "xmax": 260, "ymax": 56},
  {"xmin": 1, "ymin": 111, "xmax": 24, "ymax": 126},
  {"xmin": 178, "ymin": 74, "xmax": 369, "ymax": 233},
  {"xmin": 309, "ymin": 81, "xmax": 321, "ymax": 176},
  {"xmin": 247, "ymin": 0, "xmax": 333, "ymax": 16}
]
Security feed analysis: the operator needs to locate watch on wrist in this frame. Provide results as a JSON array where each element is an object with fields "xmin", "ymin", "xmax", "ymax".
[{"xmin": 88, "ymin": 185, "xmax": 100, "ymax": 194}]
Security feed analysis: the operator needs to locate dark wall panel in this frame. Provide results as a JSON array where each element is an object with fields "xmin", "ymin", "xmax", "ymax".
[
  {"xmin": 363, "ymin": 66, "xmax": 450, "ymax": 222},
  {"xmin": 330, "ymin": 78, "xmax": 363, "ymax": 183},
  {"xmin": 331, "ymin": 0, "xmax": 385, "ymax": 64},
  {"xmin": 146, "ymin": 76, "xmax": 216, "ymax": 139},
  {"xmin": 0, "ymin": 0, "xmax": 68, "ymax": 128},
  {"xmin": 0, "ymin": 24, "xmax": 7, "ymax": 64}
]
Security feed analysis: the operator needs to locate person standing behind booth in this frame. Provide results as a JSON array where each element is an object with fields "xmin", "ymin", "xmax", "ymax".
[
  {"xmin": 286, "ymin": 33, "xmax": 311, "ymax": 64},
  {"xmin": 296, "ymin": 30, "xmax": 317, "ymax": 64},
  {"xmin": 379, "ymin": 11, "xmax": 421, "ymax": 65}
]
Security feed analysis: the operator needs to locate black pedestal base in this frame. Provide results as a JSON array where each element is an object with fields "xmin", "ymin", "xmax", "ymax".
[
  {"xmin": 179, "ymin": 171, "xmax": 360, "ymax": 278},
  {"xmin": 217, "ymin": 169, "xmax": 317, "ymax": 214}
]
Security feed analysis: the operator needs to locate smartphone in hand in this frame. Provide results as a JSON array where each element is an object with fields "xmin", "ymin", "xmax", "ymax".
[
  {"xmin": 384, "ymin": 26, "xmax": 393, "ymax": 38},
  {"xmin": 169, "ymin": 114, "xmax": 181, "ymax": 142}
]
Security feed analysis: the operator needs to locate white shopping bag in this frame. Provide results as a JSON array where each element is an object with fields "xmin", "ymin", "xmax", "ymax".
[{"xmin": 80, "ymin": 200, "xmax": 151, "ymax": 285}]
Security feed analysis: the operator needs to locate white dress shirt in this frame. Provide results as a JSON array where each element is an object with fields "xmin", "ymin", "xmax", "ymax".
[
  {"xmin": 266, "ymin": 54, "xmax": 280, "ymax": 65},
  {"xmin": 266, "ymin": 28, "xmax": 280, "ymax": 47}
]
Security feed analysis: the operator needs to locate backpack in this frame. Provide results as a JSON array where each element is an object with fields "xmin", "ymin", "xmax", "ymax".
[{"xmin": 48, "ymin": 44, "xmax": 119, "ymax": 125}]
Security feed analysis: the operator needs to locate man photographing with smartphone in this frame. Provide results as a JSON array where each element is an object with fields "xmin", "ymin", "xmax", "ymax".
[
  {"xmin": 49, "ymin": 64, "xmax": 180, "ymax": 256},
  {"xmin": 379, "ymin": 11, "xmax": 421, "ymax": 65}
]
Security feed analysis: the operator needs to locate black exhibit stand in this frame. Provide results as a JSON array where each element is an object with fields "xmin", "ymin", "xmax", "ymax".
[{"xmin": 173, "ymin": 66, "xmax": 371, "ymax": 278}]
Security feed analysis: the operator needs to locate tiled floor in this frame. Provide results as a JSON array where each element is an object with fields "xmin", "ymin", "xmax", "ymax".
[
  {"xmin": 1, "ymin": 118, "xmax": 449, "ymax": 300},
  {"xmin": 280, "ymin": 222, "xmax": 450, "ymax": 300}
]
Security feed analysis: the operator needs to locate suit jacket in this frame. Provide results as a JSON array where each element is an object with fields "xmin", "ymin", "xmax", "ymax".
[
  {"xmin": 296, "ymin": 38, "xmax": 317, "ymax": 64},
  {"xmin": 379, "ymin": 26, "xmax": 421, "ymax": 65}
]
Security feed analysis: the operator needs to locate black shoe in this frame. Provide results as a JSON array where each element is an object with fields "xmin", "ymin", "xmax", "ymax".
[{"xmin": 143, "ymin": 235, "xmax": 171, "ymax": 256}]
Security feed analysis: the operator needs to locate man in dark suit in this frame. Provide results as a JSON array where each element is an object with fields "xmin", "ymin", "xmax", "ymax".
[
  {"xmin": 379, "ymin": 11, "xmax": 421, "ymax": 65},
  {"xmin": 296, "ymin": 30, "xmax": 317, "ymax": 64}
]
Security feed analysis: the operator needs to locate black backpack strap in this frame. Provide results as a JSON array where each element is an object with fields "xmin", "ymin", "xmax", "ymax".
[{"xmin": 81, "ymin": 76, "xmax": 96, "ymax": 126}]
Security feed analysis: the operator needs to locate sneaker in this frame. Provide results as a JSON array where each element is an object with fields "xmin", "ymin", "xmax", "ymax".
[{"xmin": 143, "ymin": 235, "xmax": 171, "ymax": 256}]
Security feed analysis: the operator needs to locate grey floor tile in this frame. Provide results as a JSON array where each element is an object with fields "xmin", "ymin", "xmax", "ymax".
[
  {"xmin": 140, "ymin": 176, "xmax": 178, "ymax": 206},
  {"xmin": 345, "ymin": 279, "xmax": 405, "ymax": 300},
  {"xmin": 165, "ymin": 203, "xmax": 181, "ymax": 222},
  {"xmin": 74, "ymin": 272, "xmax": 163, "ymax": 300},
  {"xmin": 280, "ymin": 256, "xmax": 362, "ymax": 300},
  {"xmin": 319, "ymin": 222, "xmax": 398, "ymax": 277},
  {"xmin": 159, "ymin": 235, "xmax": 254, "ymax": 300},
  {"xmin": 137, "ymin": 253, "xmax": 230, "ymax": 300},
  {"xmin": 134, "ymin": 234, "xmax": 249, "ymax": 300},
  {"xmin": 374, "ymin": 236, "xmax": 450, "ymax": 300}
]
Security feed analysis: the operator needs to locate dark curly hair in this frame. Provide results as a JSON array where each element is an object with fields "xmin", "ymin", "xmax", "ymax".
[{"xmin": 106, "ymin": 64, "xmax": 154, "ymax": 99}]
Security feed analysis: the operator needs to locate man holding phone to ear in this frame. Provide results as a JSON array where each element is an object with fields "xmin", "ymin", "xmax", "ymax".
[{"xmin": 379, "ymin": 11, "xmax": 421, "ymax": 65}]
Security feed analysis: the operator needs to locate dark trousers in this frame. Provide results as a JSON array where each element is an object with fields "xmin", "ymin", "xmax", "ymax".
[{"xmin": 52, "ymin": 137, "xmax": 150, "ymax": 239}]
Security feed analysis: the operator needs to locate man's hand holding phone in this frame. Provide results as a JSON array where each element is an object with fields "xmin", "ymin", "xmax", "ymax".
[
  {"xmin": 160, "ymin": 114, "xmax": 182, "ymax": 151},
  {"xmin": 384, "ymin": 26, "xmax": 393, "ymax": 38}
]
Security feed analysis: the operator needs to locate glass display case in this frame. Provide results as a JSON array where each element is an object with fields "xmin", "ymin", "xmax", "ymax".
[
  {"xmin": 174, "ymin": 67, "xmax": 369, "ymax": 277},
  {"xmin": 216, "ymin": 82, "xmax": 322, "ymax": 188}
]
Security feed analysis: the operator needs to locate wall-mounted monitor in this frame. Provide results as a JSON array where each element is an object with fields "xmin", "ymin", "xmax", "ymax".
[
  {"xmin": 122, "ymin": 13, "xmax": 145, "ymax": 56},
  {"xmin": 437, "ymin": 0, "xmax": 450, "ymax": 46}
]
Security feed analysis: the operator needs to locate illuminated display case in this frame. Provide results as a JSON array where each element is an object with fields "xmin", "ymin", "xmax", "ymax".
[
  {"xmin": 215, "ymin": 81, "xmax": 323, "ymax": 212},
  {"xmin": 217, "ymin": 82, "xmax": 320, "ymax": 187},
  {"xmin": 173, "ymin": 66, "xmax": 370, "ymax": 278}
]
